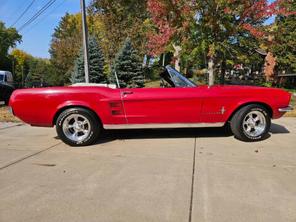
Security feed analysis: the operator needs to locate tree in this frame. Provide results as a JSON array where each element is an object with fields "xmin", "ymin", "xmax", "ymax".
[
  {"xmin": 10, "ymin": 49, "xmax": 58, "ymax": 88},
  {"xmin": 71, "ymin": 36, "xmax": 106, "ymax": 83},
  {"xmin": 0, "ymin": 21, "xmax": 22, "ymax": 70},
  {"xmin": 112, "ymin": 38, "xmax": 144, "ymax": 88},
  {"xmin": 146, "ymin": 0, "xmax": 295, "ymax": 85},
  {"xmin": 10, "ymin": 49, "xmax": 32, "ymax": 87},
  {"xmin": 271, "ymin": 2, "xmax": 296, "ymax": 73},
  {"xmin": 0, "ymin": 21, "xmax": 22, "ymax": 57},
  {"xmin": 89, "ymin": 0, "xmax": 149, "ymax": 60},
  {"xmin": 49, "ymin": 12, "xmax": 110, "ymax": 85},
  {"xmin": 51, "ymin": 1, "xmax": 150, "ymax": 83},
  {"xmin": 49, "ymin": 13, "xmax": 82, "ymax": 85},
  {"xmin": 25, "ymin": 58, "xmax": 55, "ymax": 88}
]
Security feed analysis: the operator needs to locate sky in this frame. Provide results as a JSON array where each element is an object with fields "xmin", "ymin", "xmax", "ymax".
[
  {"xmin": 0, "ymin": 0, "xmax": 275, "ymax": 59},
  {"xmin": 0, "ymin": 0, "xmax": 91, "ymax": 58}
]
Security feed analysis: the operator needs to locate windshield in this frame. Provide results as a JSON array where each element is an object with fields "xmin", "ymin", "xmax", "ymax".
[
  {"xmin": 0, "ymin": 74, "xmax": 4, "ymax": 82},
  {"xmin": 166, "ymin": 66, "xmax": 196, "ymax": 87}
]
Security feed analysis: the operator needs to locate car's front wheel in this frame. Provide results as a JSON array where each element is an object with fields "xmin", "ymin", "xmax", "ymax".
[
  {"xmin": 56, "ymin": 107, "xmax": 101, "ymax": 146},
  {"xmin": 230, "ymin": 104, "xmax": 271, "ymax": 142}
]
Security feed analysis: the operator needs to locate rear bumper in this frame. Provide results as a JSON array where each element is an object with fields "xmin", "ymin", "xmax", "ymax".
[{"xmin": 278, "ymin": 106, "xmax": 294, "ymax": 112}]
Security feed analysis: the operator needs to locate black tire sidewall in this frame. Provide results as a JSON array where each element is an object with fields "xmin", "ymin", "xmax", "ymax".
[
  {"xmin": 239, "ymin": 106, "xmax": 271, "ymax": 141},
  {"xmin": 56, "ymin": 108, "xmax": 100, "ymax": 146}
]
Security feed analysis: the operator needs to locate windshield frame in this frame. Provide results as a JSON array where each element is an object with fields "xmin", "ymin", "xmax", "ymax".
[{"xmin": 165, "ymin": 65, "xmax": 197, "ymax": 88}]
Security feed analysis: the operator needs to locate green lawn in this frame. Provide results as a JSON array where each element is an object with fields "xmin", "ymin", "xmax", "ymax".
[{"xmin": 145, "ymin": 80, "xmax": 160, "ymax": 88}]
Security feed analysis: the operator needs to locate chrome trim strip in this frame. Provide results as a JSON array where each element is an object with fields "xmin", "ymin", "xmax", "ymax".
[
  {"xmin": 278, "ymin": 106, "xmax": 294, "ymax": 112},
  {"xmin": 104, "ymin": 122, "xmax": 225, "ymax": 129}
]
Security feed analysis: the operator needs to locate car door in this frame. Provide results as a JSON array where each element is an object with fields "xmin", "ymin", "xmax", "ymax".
[{"xmin": 120, "ymin": 87, "xmax": 203, "ymax": 124}]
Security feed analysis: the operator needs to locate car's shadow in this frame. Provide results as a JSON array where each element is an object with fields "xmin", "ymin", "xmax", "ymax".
[
  {"xmin": 98, "ymin": 127, "xmax": 232, "ymax": 142},
  {"xmin": 53, "ymin": 123, "xmax": 290, "ymax": 145},
  {"xmin": 270, "ymin": 123, "xmax": 290, "ymax": 134},
  {"xmin": 92, "ymin": 123, "xmax": 290, "ymax": 145}
]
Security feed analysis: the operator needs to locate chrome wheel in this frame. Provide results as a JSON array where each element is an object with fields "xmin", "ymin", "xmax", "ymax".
[
  {"xmin": 62, "ymin": 114, "xmax": 91, "ymax": 142},
  {"xmin": 242, "ymin": 111, "xmax": 266, "ymax": 137}
]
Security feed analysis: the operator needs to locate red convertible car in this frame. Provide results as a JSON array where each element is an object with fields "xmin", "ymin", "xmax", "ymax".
[{"xmin": 9, "ymin": 66, "xmax": 293, "ymax": 146}]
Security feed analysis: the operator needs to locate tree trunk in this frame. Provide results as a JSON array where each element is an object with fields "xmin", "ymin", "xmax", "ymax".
[
  {"xmin": 208, "ymin": 57, "xmax": 214, "ymax": 86},
  {"xmin": 173, "ymin": 44, "xmax": 181, "ymax": 72},
  {"xmin": 144, "ymin": 54, "xmax": 151, "ymax": 67}
]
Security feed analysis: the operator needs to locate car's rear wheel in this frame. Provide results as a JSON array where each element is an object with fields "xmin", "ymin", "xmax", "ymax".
[
  {"xmin": 56, "ymin": 107, "xmax": 101, "ymax": 146},
  {"xmin": 230, "ymin": 104, "xmax": 271, "ymax": 142}
]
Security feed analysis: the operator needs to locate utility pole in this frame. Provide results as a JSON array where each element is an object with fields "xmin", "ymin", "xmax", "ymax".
[{"xmin": 80, "ymin": 0, "xmax": 90, "ymax": 83}]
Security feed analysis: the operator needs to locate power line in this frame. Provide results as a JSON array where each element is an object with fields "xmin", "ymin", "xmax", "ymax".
[
  {"xmin": 17, "ymin": 0, "xmax": 57, "ymax": 31},
  {"xmin": 22, "ymin": 0, "xmax": 67, "ymax": 34},
  {"xmin": 10, "ymin": 0, "xmax": 36, "ymax": 27},
  {"xmin": 17, "ymin": 0, "xmax": 57, "ymax": 32}
]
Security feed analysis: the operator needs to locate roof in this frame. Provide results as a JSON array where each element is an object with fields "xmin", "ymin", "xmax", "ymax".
[{"xmin": 0, "ymin": 71, "xmax": 12, "ymax": 75}]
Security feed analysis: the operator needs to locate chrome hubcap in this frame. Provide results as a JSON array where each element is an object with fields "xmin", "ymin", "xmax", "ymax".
[
  {"xmin": 243, "ymin": 111, "xmax": 266, "ymax": 137},
  {"xmin": 62, "ymin": 114, "xmax": 91, "ymax": 142}
]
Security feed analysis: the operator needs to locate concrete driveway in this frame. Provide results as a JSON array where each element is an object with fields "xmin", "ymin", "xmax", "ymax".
[{"xmin": 0, "ymin": 118, "xmax": 296, "ymax": 222}]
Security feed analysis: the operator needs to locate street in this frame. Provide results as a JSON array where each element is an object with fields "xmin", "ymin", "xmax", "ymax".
[{"xmin": 0, "ymin": 118, "xmax": 296, "ymax": 222}]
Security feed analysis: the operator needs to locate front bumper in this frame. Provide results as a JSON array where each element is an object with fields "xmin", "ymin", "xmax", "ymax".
[{"xmin": 278, "ymin": 106, "xmax": 294, "ymax": 112}]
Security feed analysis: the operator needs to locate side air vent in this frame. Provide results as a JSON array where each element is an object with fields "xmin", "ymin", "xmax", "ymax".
[{"xmin": 109, "ymin": 102, "xmax": 123, "ymax": 115}]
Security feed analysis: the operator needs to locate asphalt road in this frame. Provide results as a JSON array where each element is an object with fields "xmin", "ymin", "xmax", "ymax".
[{"xmin": 0, "ymin": 118, "xmax": 296, "ymax": 222}]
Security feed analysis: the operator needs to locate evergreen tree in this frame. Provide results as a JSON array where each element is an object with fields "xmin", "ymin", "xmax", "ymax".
[
  {"xmin": 71, "ymin": 36, "xmax": 106, "ymax": 83},
  {"xmin": 25, "ymin": 59, "xmax": 52, "ymax": 87},
  {"xmin": 112, "ymin": 38, "xmax": 144, "ymax": 88}
]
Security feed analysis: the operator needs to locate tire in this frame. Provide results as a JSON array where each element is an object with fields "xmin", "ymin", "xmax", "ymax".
[
  {"xmin": 230, "ymin": 104, "xmax": 271, "ymax": 142},
  {"xmin": 56, "ymin": 107, "xmax": 101, "ymax": 146},
  {"xmin": 4, "ymin": 97, "xmax": 9, "ymax": 105},
  {"xmin": 3, "ymin": 91, "xmax": 9, "ymax": 105},
  {"xmin": 1, "ymin": 86, "xmax": 13, "ymax": 105},
  {"xmin": 223, "ymin": 122, "xmax": 233, "ymax": 136}
]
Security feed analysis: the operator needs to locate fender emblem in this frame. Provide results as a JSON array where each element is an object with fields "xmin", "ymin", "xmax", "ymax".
[
  {"xmin": 205, "ymin": 106, "xmax": 226, "ymax": 115},
  {"xmin": 221, "ymin": 106, "xmax": 226, "ymax": 115}
]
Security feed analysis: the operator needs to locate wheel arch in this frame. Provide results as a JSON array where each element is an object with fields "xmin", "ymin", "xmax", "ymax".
[
  {"xmin": 53, "ymin": 105, "xmax": 102, "ymax": 126},
  {"xmin": 227, "ymin": 102, "xmax": 273, "ymax": 122}
]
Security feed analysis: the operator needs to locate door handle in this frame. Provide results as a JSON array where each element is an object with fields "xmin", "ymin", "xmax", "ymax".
[{"xmin": 122, "ymin": 91, "xmax": 134, "ymax": 95}]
